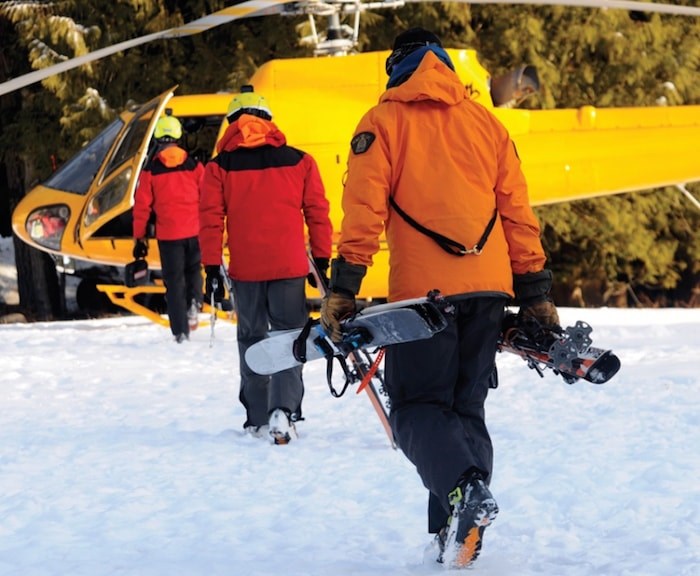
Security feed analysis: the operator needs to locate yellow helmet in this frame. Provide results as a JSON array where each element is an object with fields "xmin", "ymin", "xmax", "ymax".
[
  {"xmin": 154, "ymin": 115, "xmax": 182, "ymax": 141},
  {"xmin": 226, "ymin": 85, "xmax": 272, "ymax": 122}
]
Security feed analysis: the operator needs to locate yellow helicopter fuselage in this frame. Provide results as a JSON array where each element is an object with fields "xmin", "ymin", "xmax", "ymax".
[{"xmin": 12, "ymin": 49, "xmax": 700, "ymax": 301}]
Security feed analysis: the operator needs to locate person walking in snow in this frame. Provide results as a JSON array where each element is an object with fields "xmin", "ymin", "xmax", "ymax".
[
  {"xmin": 199, "ymin": 86, "xmax": 332, "ymax": 445},
  {"xmin": 320, "ymin": 28, "xmax": 560, "ymax": 568},
  {"xmin": 133, "ymin": 114, "xmax": 204, "ymax": 344}
]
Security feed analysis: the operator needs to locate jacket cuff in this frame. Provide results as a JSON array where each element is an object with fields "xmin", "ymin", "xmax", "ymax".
[
  {"xmin": 512, "ymin": 269, "xmax": 553, "ymax": 305},
  {"xmin": 329, "ymin": 257, "xmax": 366, "ymax": 296}
]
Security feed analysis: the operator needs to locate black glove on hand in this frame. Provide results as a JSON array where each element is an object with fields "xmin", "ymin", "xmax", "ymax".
[
  {"xmin": 133, "ymin": 239, "xmax": 148, "ymax": 259},
  {"xmin": 513, "ymin": 269, "xmax": 560, "ymax": 328},
  {"xmin": 307, "ymin": 257, "xmax": 330, "ymax": 289},
  {"xmin": 319, "ymin": 257, "xmax": 366, "ymax": 341},
  {"xmin": 320, "ymin": 289, "xmax": 356, "ymax": 342},
  {"xmin": 520, "ymin": 299, "xmax": 560, "ymax": 328},
  {"xmin": 204, "ymin": 265, "xmax": 225, "ymax": 304}
]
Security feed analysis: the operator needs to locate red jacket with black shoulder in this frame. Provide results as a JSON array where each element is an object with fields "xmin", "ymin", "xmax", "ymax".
[
  {"xmin": 199, "ymin": 115, "xmax": 332, "ymax": 281},
  {"xmin": 133, "ymin": 145, "xmax": 203, "ymax": 241}
]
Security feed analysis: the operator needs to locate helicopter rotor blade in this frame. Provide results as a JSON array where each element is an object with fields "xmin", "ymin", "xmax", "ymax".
[
  {"xmin": 0, "ymin": 0, "xmax": 291, "ymax": 97},
  {"xmin": 403, "ymin": 0, "xmax": 700, "ymax": 17},
  {"xmin": 2, "ymin": 0, "xmax": 698, "ymax": 98}
]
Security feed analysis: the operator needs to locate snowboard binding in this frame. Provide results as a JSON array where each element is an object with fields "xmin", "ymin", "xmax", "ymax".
[{"xmin": 498, "ymin": 312, "xmax": 620, "ymax": 384}]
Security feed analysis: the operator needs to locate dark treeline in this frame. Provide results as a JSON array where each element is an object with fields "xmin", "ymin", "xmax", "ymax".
[{"xmin": 1, "ymin": 1, "xmax": 699, "ymax": 319}]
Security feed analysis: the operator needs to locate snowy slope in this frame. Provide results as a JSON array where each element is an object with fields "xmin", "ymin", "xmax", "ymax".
[{"xmin": 1, "ymin": 304, "xmax": 699, "ymax": 576}]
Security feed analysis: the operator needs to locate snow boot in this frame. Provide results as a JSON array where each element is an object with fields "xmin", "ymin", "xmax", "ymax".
[
  {"xmin": 187, "ymin": 299, "xmax": 200, "ymax": 332},
  {"xmin": 268, "ymin": 408, "xmax": 296, "ymax": 445},
  {"xmin": 440, "ymin": 471, "xmax": 499, "ymax": 569}
]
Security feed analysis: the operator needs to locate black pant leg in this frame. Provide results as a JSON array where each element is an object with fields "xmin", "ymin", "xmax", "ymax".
[
  {"xmin": 385, "ymin": 296, "xmax": 506, "ymax": 532},
  {"xmin": 158, "ymin": 239, "xmax": 188, "ymax": 337},
  {"xmin": 183, "ymin": 237, "xmax": 203, "ymax": 307}
]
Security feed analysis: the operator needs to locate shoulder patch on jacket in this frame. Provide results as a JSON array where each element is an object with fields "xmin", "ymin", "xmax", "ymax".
[{"xmin": 350, "ymin": 132, "xmax": 376, "ymax": 155}]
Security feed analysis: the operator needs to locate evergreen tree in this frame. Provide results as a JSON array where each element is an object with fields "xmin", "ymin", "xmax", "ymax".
[
  {"xmin": 0, "ymin": 0, "xmax": 308, "ymax": 319},
  {"xmin": 1, "ymin": 1, "xmax": 699, "ymax": 318},
  {"xmin": 464, "ymin": 4, "xmax": 700, "ymax": 306}
]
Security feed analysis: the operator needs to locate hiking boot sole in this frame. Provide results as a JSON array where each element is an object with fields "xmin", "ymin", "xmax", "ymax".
[
  {"xmin": 442, "ymin": 498, "xmax": 499, "ymax": 569},
  {"xmin": 270, "ymin": 430, "xmax": 293, "ymax": 445}
]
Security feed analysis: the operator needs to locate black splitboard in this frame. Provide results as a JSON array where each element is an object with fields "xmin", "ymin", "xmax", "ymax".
[{"xmin": 245, "ymin": 298, "xmax": 447, "ymax": 376}]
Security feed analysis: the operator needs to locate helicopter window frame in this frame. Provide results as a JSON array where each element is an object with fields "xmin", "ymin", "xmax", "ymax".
[
  {"xmin": 43, "ymin": 118, "xmax": 124, "ymax": 195},
  {"xmin": 101, "ymin": 101, "xmax": 160, "ymax": 182}
]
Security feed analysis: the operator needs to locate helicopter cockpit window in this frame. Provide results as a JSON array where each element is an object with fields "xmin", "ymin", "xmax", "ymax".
[
  {"xmin": 102, "ymin": 101, "xmax": 159, "ymax": 181},
  {"xmin": 43, "ymin": 119, "xmax": 124, "ymax": 195}
]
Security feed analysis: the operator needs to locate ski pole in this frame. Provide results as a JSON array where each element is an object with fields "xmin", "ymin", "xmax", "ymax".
[
  {"xmin": 209, "ymin": 278, "xmax": 218, "ymax": 348},
  {"xmin": 220, "ymin": 261, "xmax": 235, "ymax": 314}
]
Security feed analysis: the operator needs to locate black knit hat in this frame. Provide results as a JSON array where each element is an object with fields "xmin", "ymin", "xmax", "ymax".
[
  {"xmin": 392, "ymin": 27, "xmax": 442, "ymax": 51},
  {"xmin": 386, "ymin": 27, "xmax": 443, "ymax": 75}
]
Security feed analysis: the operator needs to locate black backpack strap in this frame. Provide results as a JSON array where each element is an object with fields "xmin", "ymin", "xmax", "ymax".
[{"xmin": 389, "ymin": 195, "xmax": 497, "ymax": 256}]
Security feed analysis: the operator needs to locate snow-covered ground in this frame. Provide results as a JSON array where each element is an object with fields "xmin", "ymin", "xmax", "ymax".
[{"xmin": 0, "ymin": 237, "xmax": 699, "ymax": 576}]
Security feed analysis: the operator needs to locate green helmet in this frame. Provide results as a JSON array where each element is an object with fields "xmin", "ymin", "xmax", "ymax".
[
  {"xmin": 154, "ymin": 115, "xmax": 182, "ymax": 141},
  {"xmin": 226, "ymin": 85, "xmax": 272, "ymax": 122}
]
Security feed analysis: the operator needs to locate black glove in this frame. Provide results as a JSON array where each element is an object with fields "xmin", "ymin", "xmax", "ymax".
[
  {"xmin": 329, "ymin": 257, "xmax": 366, "ymax": 295},
  {"xmin": 513, "ymin": 270, "xmax": 560, "ymax": 328},
  {"xmin": 133, "ymin": 239, "xmax": 148, "ymax": 259},
  {"xmin": 204, "ymin": 265, "xmax": 225, "ymax": 304},
  {"xmin": 520, "ymin": 299, "xmax": 560, "ymax": 327},
  {"xmin": 307, "ymin": 257, "xmax": 329, "ymax": 289},
  {"xmin": 320, "ymin": 289, "xmax": 357, "ymax": 342},
  {"xmin": 317, "ymin": 257, "xmax": 366, "ymax": 341}
]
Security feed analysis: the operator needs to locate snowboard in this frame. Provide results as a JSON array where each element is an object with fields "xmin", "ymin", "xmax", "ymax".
[
  {"xmin": 498, "ymin": 312, "xmax": 621, "ymax": 384},
  {"xmin": 305, "ymin": 255, "xmax": 398, "ymax": 449},
  {"xmin": 245, "ymin": 296, "xmax": 448, "ymax": 376}
]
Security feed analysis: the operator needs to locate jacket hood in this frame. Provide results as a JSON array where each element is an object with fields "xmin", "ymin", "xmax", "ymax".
[
  {"xmin": 386, "ymin": 44, "xmax": 454, "ymax": 88},
  {"xmin": 217, "ymin": 114, "xmax": 286, "ymax": 153},
  {"xmin": 155, "ymin": 145, "xmax": 188, "ymax": 168},
  {"xmin": 380, "ymin": 51, "xmax": 468, "ymax": 107}
]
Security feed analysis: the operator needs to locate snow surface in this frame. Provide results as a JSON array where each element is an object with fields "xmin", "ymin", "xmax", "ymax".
[{"xmin": 0, "ymin": 238, "xmax": 699, "ymax": 575}]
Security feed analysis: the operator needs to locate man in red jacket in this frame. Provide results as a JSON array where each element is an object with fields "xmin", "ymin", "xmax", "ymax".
[
  {"xmin": 133, "ymin": 114, "xmax": 204, "ymax": 343},
  {"xmin": 199, "ymin": 86, "xmax": 332, "ymax": 445}
]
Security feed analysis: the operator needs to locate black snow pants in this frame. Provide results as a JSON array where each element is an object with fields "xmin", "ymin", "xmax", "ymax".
[
  {"xmin": 158, "ymin": 236, "xmax": 202, "ymax": 338},
  {"xmin": 384, "ymin": 296, "xmax": 506, "ymax": 534}
]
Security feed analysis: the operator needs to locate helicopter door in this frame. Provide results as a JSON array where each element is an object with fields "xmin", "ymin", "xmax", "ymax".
[{"xmin": 77, "ymin": 86, "xmax": 177, "ymax": 253}]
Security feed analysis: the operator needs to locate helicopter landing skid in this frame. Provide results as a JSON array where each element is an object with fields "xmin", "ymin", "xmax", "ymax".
[{"xmin": 96, "ymin": 284, "xmax": 234, "ymax": 327}]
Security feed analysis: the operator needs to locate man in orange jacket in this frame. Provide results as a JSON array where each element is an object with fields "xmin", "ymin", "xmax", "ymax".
[
  {"xmin": 321, "ymin": 28, "xmax": 559, "ymax": 569},
  {"xmin": 200, "ymin": 87, "xmax": 332, "ymax": 445}
]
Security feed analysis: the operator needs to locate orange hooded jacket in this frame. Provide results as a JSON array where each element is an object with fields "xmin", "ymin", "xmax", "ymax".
[{"xmin": 338, "ymin": 51, "xmax": 547, "ymax": 302}]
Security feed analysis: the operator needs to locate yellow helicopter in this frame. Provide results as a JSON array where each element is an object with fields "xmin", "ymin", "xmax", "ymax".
[{"xmin": 5, "ymin": 0, "xmax": 700, "ymax": 322}]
